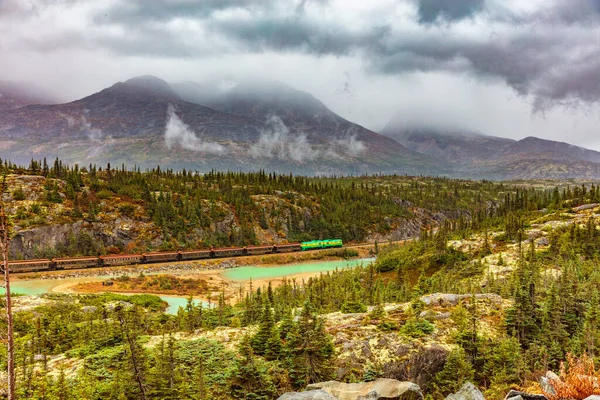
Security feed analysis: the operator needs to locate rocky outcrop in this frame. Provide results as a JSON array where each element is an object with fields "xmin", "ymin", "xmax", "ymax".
[
  {"xmin": 504, "ymin": 390, "xmax": 547, "ymax": 400},
  {"xmin": 420, "ymin": 293, "xmax": 503, "ymax": 307},
  {"xmin": 445, "ymin": 382, "xmax": 484, "ymax": 400},
  {"xmin": 306, "ymin": 379, "xmax": 423, "ymax": 400},
  {"xmin": 278, "ymin": 390, "xmax": 339, "ymax": 400},
  {"xmin": 573, "ymin": 204, "xmax": 599, "ymax": 212}
]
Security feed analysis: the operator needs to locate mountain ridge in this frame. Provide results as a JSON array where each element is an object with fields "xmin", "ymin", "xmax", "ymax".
[{"xmin": 0, "ymin": 76, "xmax": 443, "ymax": 176}]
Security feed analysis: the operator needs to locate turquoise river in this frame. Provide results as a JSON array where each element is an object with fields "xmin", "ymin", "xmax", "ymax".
[{"xmin": 1, "ymin": 258, "xmax": 375, "ymax": 314}]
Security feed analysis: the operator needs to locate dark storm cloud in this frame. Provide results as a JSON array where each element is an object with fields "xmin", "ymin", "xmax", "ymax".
[
  {"xmin": 210, "ymin": 17, "xmax": 389, "ymax": 56},
  {"xmin": 416, "ymin": 0, "xmax": 485, "ymax": 23},
  {"xmin": 95, "ymin": 0, "xmax": 264, "ymax": 24},
  {"xmin": 3, "ymin": 0, "xmax": 600, "ymax": 112}
]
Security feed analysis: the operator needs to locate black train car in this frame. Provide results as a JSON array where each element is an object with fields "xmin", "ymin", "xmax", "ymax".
[
  {"xmin": 273, "ymin": 243, "xmax": 302, "ymax": 253},
  {"xmin": 179, "ymin": 249, "xmax": 212, "ymax": 260},
  {"xmin": 212, "ymin": 247, "xmax": 244, "ymax": 258},
  {"xmin": 100, "ymin": 254, "xmax": 143, "ymax": 266},
  {"xmin": 53, "ymin": 257, "xmax": 100, "ymax": 270},
  {"xmin": 142, "ymin": 252, "xmax": 179, "ymax": 263},
  {"xmin": 8, "ymin": 259, "xmax": 53, "ymax": 273},
  {"xmin": 244, "ymin": 245, "xmax": 274, "ymax": 256}
]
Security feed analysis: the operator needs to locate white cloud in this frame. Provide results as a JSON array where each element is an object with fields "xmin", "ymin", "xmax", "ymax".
[{"xmin": 164, "ymin": 105, "xmax": 226, "ymax": 154}]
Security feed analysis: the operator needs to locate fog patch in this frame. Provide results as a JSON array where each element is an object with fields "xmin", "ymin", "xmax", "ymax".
[
  {"xmin": 251, "ymin": 115, "xmax": 366, "ymax": 161},
  {"xmin": 59, "ymin": 112, "xmax": 107, "ymax": 143},
  {"xmin": 250, "ymin": 115, "xmax": 319, "ymax": 162},
  {"xmin": 334, "ymin": 135, "xmax": 366, "ymax": 157},
  {"xmin": 164, "ymin": 105, "xmax": 225, "ymax": 154}
]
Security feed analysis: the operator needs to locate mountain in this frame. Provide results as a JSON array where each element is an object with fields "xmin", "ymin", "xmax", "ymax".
[
  {"xmin": 381, "ymin": 122, "xmax": 600, "ymax": 179},
  {"xmin": 0, "ymin": 81, "xmax": 59, "ymax": 111},
  {"xmin": 0, "ymin": 76, "xmax": 442, "ymax": 175},
  {"xmin": 381, "ymin": 126, "xmax": 514, "ymax": 164},
  {"xmin": 173, "ymin": 78, "xmax": 427, "ymax": 167}
]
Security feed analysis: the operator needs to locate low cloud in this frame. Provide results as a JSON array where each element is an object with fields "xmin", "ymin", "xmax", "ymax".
[
  {"xmin": 60, "ymin": 111, "xmax": 106, "ymax": 142},
  {"xmin": 250, "ymin": 115, "xmax": 365, "ymax": 161},
  {"xmin": 164, "ymin": 105, "xmax": 226, "ymax": 154},
  {"xmin": 334, "ymin": 135, "xmax": 366, "ymax": 157},
  {"xmin": 250, "ymin": 115, "xmax": 319, "ymax": 162}
]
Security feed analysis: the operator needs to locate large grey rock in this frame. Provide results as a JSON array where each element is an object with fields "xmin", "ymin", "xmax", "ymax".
[
  {"xmin": 573, "ymin": 204, "xmax": 599, "ymax": 212},
  {"xmin": 583, "ymin": 396, "xmax": 600, "ymax": 400},
  {"xmin": 307, "ymin": 379, "xmax": 423, "ymax": 400},
  {"xmin": 445, "ymin": 382, "xmax": 484, "ymax": 400},
  {"xmin": 278, "ymin": 390, "xmax": 339, "ymax": 400},
  {"xmin": 503, "ymin": 390, "xmax": 547, "ymax": 400},
  {"xmin": 540, "ymin": 371, "xmax": 560, "ymax": 396}
]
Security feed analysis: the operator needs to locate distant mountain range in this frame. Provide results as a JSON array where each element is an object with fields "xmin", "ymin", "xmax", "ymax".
[
  {"xmin": 380, "ymin": 124, "xmax": 600, "ymax": 180},
  {"xmin": 0, "ymin": 75, "xmax": 599, "ymax": 179}
]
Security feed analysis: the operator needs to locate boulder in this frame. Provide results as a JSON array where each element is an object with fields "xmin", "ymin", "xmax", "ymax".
[
  {"xmin": 540, "ymin": 371, "xmax": 560, "ymax": 396},
  {"xmin": 278, "ymin": 389, "xmax": 339, "ymax": 400},
  {"xmin": 307, "ymin": 379, "xmax": 423, "ymax": 400},
  {"xmin": 573, "ymin": 204, "xmax": 599, "ymax": 212},
  {"xmin": 503, "ymin": 390, "xmax": 547, "ymax": 400},
  {"xmin": 445, "ymin": 382, "xmax": 484, "ymax": 400},
  {"xmin": 583, "ymin": 396, "xmax": 600, "ymax": 400}
]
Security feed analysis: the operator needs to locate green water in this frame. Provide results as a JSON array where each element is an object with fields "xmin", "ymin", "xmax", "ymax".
[
  {"xmin": 223, "ymin": 258, "xmax": 374, "ymax": 281},
  {"xmin": 1, "ymin": 257, "xmax": 374, "ymax": 314},
  {"xmin": 163, "ymin": 296, "xmax": 209, "ymax": 314}
]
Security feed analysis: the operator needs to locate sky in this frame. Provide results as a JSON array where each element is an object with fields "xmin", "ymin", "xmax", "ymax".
[{"xmin": 2, "ymin": 0, "xmax": 600, "ymax": 149}]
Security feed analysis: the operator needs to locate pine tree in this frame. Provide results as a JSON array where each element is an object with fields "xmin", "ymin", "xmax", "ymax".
[
  {"xmin": 284, "ymin": 302, "xmax": 335, "ymax": 389},
  {"xmin": 251, "ymin": 299, "xmax": 275, "ymax": 355},
  {"xmin": 229, "ymin": 335, "xmax": 277, "ymax": 400},
  {"xmin": 433, "ymin": 348, "xmax": 475, "ymax": 397}
]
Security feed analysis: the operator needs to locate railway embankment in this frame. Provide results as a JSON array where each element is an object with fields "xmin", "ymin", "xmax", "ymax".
[{"xmin": 12, "ymin": 245, "xmax": 373, "ymax": 281}]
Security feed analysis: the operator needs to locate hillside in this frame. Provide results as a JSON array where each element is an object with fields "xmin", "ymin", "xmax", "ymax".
[
  {"xmin": 3, "ymin": 163, "xmax": 514, "ymax": 259},
  {"xmin": 382, "ymin": 123, "xmax": 600, "ymax": 179},
  {"xmin": 7, "ymin": 179, "xmax": 600, "ymax": 399},
  {"xmin": 0, "ymin": 81, "xmax": 59, "ymax": 111},
  {"xmin": 0, "ymin": 76, "xmax": 443, "ymax": 176}
]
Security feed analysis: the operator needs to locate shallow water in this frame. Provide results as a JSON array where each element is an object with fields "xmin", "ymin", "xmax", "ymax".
[
  {"xmin": 2, "ymin": 257, "xmax": 374, "ymax": 314},
  {"xmin": 223, "ymin": 258, "xmax": 374, "ymax": 281}
]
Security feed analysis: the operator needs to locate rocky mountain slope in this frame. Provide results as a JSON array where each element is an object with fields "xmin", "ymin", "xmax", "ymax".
[
  {"xmin": 381, "ymin": 124, "xmax": 600, "ymax": 179},
  {"xmin": 0, "ymin": 81, "xmax": 59, "ymax": 111},
  {"xmin": 0, "ymin": 76, "xmax": 442, "ymax": 176}
]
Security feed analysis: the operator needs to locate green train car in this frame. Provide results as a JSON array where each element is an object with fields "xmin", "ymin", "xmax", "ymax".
[{"xmin": 301, "ymin": 239, "xmax": 343, "ymax": 250}]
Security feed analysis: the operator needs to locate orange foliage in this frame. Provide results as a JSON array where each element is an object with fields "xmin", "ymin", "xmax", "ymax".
[{"xmin": 545, "ymin": 354, "xmax": 600, "ymax": 400}]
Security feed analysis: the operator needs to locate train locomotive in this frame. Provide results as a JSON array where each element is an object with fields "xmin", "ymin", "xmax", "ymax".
[{"xmin": 7, "ymin": 239, "xmax": 344, "ymax": 274}]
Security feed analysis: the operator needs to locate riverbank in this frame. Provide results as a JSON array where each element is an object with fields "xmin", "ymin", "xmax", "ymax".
[
  {"xmin": 65, "ymin": 257, "xmax": 374, "ymax": 303},
  {"xmin": 12, "ymin": 246, "xmax": 372, "ymax": 282}
]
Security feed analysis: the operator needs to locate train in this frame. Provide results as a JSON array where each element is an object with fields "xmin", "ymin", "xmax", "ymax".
[
  {"xmin": 6, "ymin": 239, "xmax": 344, "ymax": 274},
  {"xmin": 300, "ymin": 239, "xmax": 343, "ymax": 250}
]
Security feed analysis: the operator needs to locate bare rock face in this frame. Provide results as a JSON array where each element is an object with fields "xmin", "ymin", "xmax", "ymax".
[
  {"xmin": 306, "ymin": 379, "xmax": 423, "ymax": 400},
  {"xmin": 445, "ymin": 382, "xmax": 484, "ymax": 400},
  {"xmin": 420, "ymin": 293, "xmax": 503, "ymax": 307},
  {"xmin": 503, "ymin": 390, "xmax": 547, "ymax": 400},
  {"xmin": 278, "ymin": 389, "xmax": 339, "ymax": 400}
]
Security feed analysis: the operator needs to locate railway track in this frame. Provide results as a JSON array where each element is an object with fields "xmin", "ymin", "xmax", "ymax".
[{"xmin": 7, "ymin": 239, "xmax": 412, "ymax": 275}]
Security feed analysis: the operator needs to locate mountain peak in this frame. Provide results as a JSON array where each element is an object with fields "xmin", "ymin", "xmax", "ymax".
[{"xmin": 120, "ymin": 75, "xmax": 181, "ymax": 101}]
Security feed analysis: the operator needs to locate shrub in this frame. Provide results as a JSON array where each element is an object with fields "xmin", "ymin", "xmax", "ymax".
[
  {"xmin": 545, "ymin": 353, "xmax": 600, "ymax": 400},
  {"xmin": 118, "ymin": 204, "xmax": 136, "ymax": 217},
  {"xmin": 400, "ymin": 318, "xmax": 435, "ymax": 338},
  {"xmin": 12, "ymin": 186, "xmax": 25, "ymax": 201},
  {"xmin": 96, "ymin": 190, "xmax": 113, "ymax": 200},
  {"xmin": 340, "ymin": 300, "xmax": 367, "ymax": 313},
  {"xmin": 30, "ymin": 202, "xmax": 42, "ymax": 214}
]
